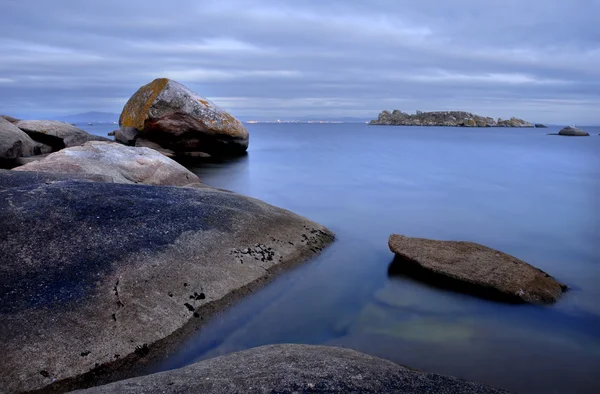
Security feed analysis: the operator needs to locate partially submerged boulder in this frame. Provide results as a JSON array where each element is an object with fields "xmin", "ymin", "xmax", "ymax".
[
  {"xmin": 78, "ymin": 344, "xmax": 511, "ymax": 394},
  {"xmin": 0, "ymin": 171, "xmax": 334, "ymax": 393},
  {"xmin": 16, "ymin": 119, "xmax": 109, "ymax": 150},
  {"xmin": 118, "ymin": 78, "xmax": 249, "ymax": 157},
  {"xmin": 388, "ymin": 235, "xmax": 567, "ymax": 304},
  {"xmin": 0, "ymin": 117, "xmax": 41, "ymax": 164},
  {"xmin": 534, "ymin": 123, "xmax": 548, "ymax": 128},
  {"xmin": 14, "ymin": 141, "xmax": 198, "ymax": 186},
  {"xmin": 557, "ymin": 126, "xmax": 589, "ymax": 136}
]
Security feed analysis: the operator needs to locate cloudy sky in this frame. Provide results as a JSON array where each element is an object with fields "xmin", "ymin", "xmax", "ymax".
[{"xmin": 1, "ymin": 0, "xmax": 599, "ymax": 123}]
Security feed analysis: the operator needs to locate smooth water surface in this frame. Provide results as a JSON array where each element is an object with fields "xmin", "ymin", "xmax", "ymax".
[{"xmin": 88, "ymin": 124, "xmax": 600, "ymax": 394}]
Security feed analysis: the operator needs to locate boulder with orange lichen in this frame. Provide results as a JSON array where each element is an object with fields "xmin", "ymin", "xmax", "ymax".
[{"xmin": 117, "ymin": 78, "xmax": 249, "ymax": 157}]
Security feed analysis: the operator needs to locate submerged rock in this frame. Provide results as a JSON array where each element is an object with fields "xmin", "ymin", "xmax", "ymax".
[
  {"xmin": 78, "ymin": 344, "xmax": 511, "ymax": 394},
  {"xmin": 118, "ymin": 78, "xmax": 249, "ymax": 157},
  {"xmin": 369, "ymin": 110, "xmax": 533, "ymax": 127},
  {"xmin": 0, "ymin": 171, "xmax": 334, "ymax": 393},
  {"xmin": 534, "ymin": 124, "xmax": 548, "ymax": 128},
  {"xmin": 557, "ymin": 126, "xmax": 589, "ymax": 136},
  {"xmin": 13, "ymin": 141, "xmax": 199, "ymax": 186},
  {"xmin": 16, "ymin": 120, "xmax": 109, "ymax": 150},
  {"xmin": 0, "ymin": 117, "xmax": 41, "ymax": 164},
  {"xmin": 388, "ymin": 234, "xmax": 566, "ymax": 304}
]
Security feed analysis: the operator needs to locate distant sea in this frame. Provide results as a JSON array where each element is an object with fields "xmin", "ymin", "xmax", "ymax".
[{"xmin": 83, "ymin": 123, "xmax": 600, "ymax": 394}]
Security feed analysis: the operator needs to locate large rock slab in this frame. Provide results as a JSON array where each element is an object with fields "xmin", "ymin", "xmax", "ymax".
[
  {"xmin": 1, "ymin": 114, "xmax": 21, "ymax": 124},
  {"xmin": 14, "ymin": 141, "xmax": 199, "ymax": 186},
  {"xmin": 118, "ymin": 78, "xmax": 249, "ymax": 157},
  {"xmin": 16, "ymin": 119, "xmax": 109, "ymax": 150},
  {"xmin": 0, "ymin": 117, "xmax": 41, "ymax": 163},
  {"xmin": 77, "ymin": 344, "xmax": 511, "ymax": 394},
  {"xmin": 557, "ymin": 126, "xmax": 589, "ymax": 136},
  {"xmin": 388, "ymin": 235, "xmax": 567, "ymax": 304},
  {"xmin": 0, "ymin": 171, "xmax": 334, "ymax": 393}
]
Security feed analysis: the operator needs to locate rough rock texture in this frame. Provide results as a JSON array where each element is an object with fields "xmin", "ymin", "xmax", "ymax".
[
  {"xmin": 77, "ymin": 344, "xmax": 511, "ymax": 394},
  {"xmin": 1, "ymin": 114, "xmax": 21, "ymax": 123},
  {"xmin": 14, "ymin": 141, "xmax": 198, "ymax": 186},
  {"xmin": 0, "ymin": 171, "xmax": 334, "ymax": 393},
  {"xmin": 388, "ymin": 235, "xmax": 566, "ymax": 304},
  {"xmin": 135, "ymin": 138, "xmax": 176, "ymax": 158},
  {"xmin": 118, "ymin": 78, "xmax": 249, "ymax": 157},
  {"xmin": 0, "ymin": 117, "xmax": 41, "ymax": 162},
  {"xmin": 557, "ymin": 126, "xmax": 589, "ymax": 136},
  {"xmin": 16, "ymin": 120, "xmax": 109, "ymax": 150},
  {"xmin": 370, "ymin": 110, "xmax": 533, "ymax": 127}
]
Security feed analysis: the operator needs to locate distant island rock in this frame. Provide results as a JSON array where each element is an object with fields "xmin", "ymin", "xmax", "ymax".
[
  {"xmin": 370, "ymin": 110, "xmax": 534, "ymax": 128},
  {"xmin": 535, "ymin": 123, "xmax": 548, "ymax": 128},
  {"xmin": 557, "ymin": 126, "xmax": 589, "ymax": 136}
]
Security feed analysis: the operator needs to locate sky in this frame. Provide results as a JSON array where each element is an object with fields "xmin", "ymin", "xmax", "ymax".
[{"xmin": 1, "ymin": 0, "xmax": 599, "ymax": 124}]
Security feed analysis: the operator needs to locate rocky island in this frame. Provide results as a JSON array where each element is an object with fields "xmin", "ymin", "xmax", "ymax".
[{"xmin": 370, "ymin": 110, "xmax": 534, "ymax": 127}]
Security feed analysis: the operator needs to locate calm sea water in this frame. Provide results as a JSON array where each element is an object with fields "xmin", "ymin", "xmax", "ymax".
[{"xmin": 84, "ymin": 124, "xmax": 600, "ymax": 394}]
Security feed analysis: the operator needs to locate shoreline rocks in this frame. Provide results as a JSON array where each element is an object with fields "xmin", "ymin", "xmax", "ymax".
[
  {"xmin": 388, "ymin": 234, "xmax": 567, "ymax": 304},
  {"xmin": 0, "ymin": 170, "xmax": 334, "ymax": 393},
  {"xmin": 0, "ymin": 117, "xmax": 42, "ymax": 163},
  {"xmin": 76, "ymin": 344, "xmax": 512, "ymax": 394},
  {"xmin": 116, "ymin": 78, "xmax": 249, "ymax": 158},
  {"xmin": 370, "ymin": 110, "xmax": 533, "ymax": 127},
  {"xmin": 13, "ymin": 141, "xmax": 200, "ymax": 186}
]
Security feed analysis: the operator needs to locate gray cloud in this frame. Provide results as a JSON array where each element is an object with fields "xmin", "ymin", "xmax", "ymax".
[{"xmin": 1, "ymin": 0, "xmax": 598, "ymax": 123}]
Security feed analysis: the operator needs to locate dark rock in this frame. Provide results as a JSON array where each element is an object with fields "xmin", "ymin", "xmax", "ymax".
[
  {"xmin": 77, "ymin": 344, "xmax": 512, "ymax": 394},
  {"xmin": 135, "ymin": 138, "xmax": 176, "ymax": 158},
  {"xmin": 534, "ymin": 124, "xmax": 548, "ymax": 128},
  {"xmin": 0, "ymin": 170, "xmax": 334, "ymax": 393},
  {"xmin": 13, "ymin": 141, "xmax": 200, "ymax": 186},
  {"xmin": 557, "ymin": 126, "xmax": 589, "ymax": 136},
  {"xmin": 16, "ymin": 120, "xmax": 110, "ymax": 150},
  {"xmin": 370, "ymin": 110, "xmax": 533, "ymax": 127},
  {"xmin": 107, "ymin": 130, "xmax": 116, "ymax": 136},
  {"xmin": 388, "ymin": 234, "xmax": 566, "ymax": 304},
  {"xmin": 118, "ymin": 78, "xmax": 249, "ymax": 157}
]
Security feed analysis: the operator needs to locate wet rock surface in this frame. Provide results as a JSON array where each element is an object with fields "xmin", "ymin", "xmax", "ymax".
[
  {"xmin": 0, "ymin": 171, "xmax": 334, "ymax": 393},
  {"xmin": 117, "ymin": 78, "xmax": 249, "ymax": 158},
  {"xmin": 370, "ymin": 110, "xmax": 533, "ymax": 127},
  {"xmin": 388, "ymin": 234, "xmax": 566, "ymax": 304},
  {"xmin": 13, "ymin": 141, "xmax": 199, "ymax": 186},
  {"xmin": 76, "ymin": 344, "xmax": 512, "ymax": 394}
]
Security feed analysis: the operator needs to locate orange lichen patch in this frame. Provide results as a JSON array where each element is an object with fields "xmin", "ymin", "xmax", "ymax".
[
  {"xmin": 198, "ymin": 98, "xmax": 211, "ymax": 107},
  {"xmin": 119, "ymin": 78, "xmax": 169, "ymax": 131}
]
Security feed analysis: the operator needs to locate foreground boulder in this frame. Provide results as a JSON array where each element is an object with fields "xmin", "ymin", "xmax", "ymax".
[
  {"xmin": 14, "ymin": 141, "xmax": 199, "ymax": 186},
  {"xmin": 0, "ymin": 117, "xmax": 43, "ymax": 165},
  {"xmin": 388, "ymin": 235, "xmax": 567, "ymax": 304},
  {"xmin": 78, "ymin": 344, "xmax": 511, "ymax": 394},
  {"xmin": 16, "ymin": 119, "xmax": 109, "ymax": 150},
  {"xmin": 117, "ymin": 78, "xmax": 249, "ymax": 157},
  {"xmin": 0, "ymin": 171, "xmax": 333, "ymax": 393},
  {"xmin": 557, "ymin": 126, "xmax": 589, "ymax": 136}
]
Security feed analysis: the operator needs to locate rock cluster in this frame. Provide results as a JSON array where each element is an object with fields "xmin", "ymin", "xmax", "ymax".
[
  {"xmin": 115, "ymin": 78, "xmax": 249, "ymax": 159},
  {"xmin": 370, "ymin": 110, "xmax": 533, "ymax": 127},
  {"xmin": 0, "ymin": 117, "xmax": 108, "ymax": 168}
]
